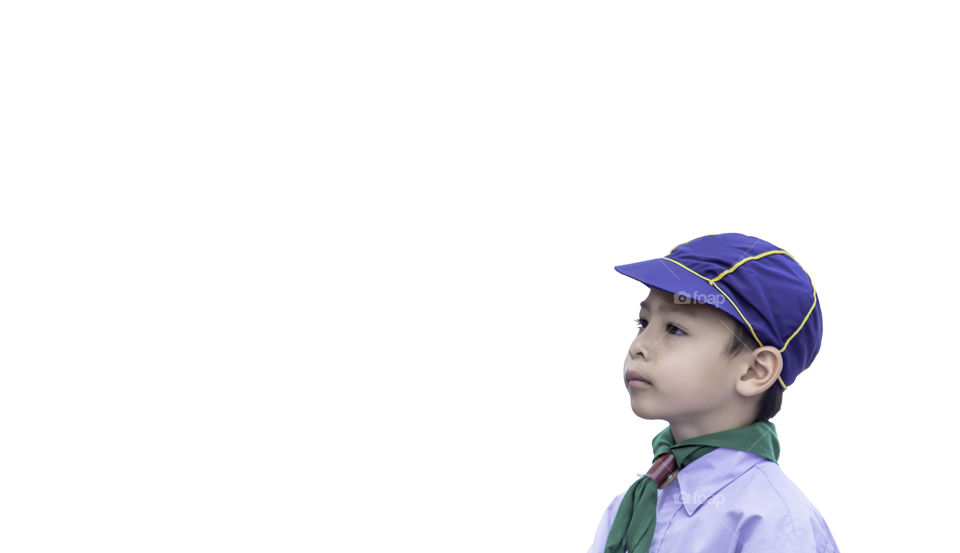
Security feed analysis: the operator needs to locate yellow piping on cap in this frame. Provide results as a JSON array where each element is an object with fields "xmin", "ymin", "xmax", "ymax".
[
  {"xmin": 781, "ymin": 288, "xmax": 818, "ymax": 354},
  {"xmin": 710, "ymin": 249, "xmax": 791, "ymax": 284}
]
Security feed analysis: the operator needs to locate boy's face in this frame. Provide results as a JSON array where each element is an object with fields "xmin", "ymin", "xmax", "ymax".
[{"xmin": 623, "ymin": 287, "xmax": 760, "ymax": 437}]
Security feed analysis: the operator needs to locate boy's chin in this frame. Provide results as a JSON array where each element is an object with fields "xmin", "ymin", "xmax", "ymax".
[{"xmin": 629, "ymin": 402, "xmax": 663, "ymax": 421}]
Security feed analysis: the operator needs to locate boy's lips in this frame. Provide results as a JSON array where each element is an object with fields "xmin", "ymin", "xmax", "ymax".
[{"xmin": 625, "ymin": 370, "xmax": 653, "ymax": 386}]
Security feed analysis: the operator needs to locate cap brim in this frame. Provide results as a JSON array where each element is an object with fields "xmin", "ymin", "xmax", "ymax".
[{"xmin": 614, "ymin": 258, "xmax": 743, "ymax": 325}]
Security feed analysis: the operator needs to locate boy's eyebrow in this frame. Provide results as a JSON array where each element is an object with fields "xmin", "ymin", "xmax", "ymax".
[{"xmin": 639, "ymin": 300, "xmax": 692, "ymax": 316}]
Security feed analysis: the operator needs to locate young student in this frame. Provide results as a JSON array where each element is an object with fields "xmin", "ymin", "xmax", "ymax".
[{"xmin": 588, "ymin": 233, "xmax": 840, "ymax": 553}]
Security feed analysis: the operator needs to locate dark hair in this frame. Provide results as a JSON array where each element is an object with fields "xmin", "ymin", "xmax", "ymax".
[{"xmin": 722, "ymin": 317, "xmax": 783, "ymax": 423}]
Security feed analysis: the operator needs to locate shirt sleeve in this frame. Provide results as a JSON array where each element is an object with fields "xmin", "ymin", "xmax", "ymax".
[
  {"xmin": 587, "ymin": 492, "xmax": 625, "ymax": 553},
  {"xmin": 737, "ymin": 466, "xmax": 841, "ymax": 553},
  {"xmin": 740, "ymin": 531, "xmax": 839, "ymax": 553},
  {"xmin": 739, "ymin": 513, "xmax": 840, "ymax": 553}
]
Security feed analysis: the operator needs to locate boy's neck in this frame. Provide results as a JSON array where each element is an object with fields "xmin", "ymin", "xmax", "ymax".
[{"xmin": 668, "ymin": 410, "xmax": 757, "ymax": 443}]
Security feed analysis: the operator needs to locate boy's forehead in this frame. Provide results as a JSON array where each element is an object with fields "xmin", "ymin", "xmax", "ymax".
[{"xmin": 640, "ymin": 289, "xmax": 717, "ymax": 318}]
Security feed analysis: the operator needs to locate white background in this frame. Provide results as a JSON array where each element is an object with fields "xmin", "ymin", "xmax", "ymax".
[{"xmin": 1, "ymin": 1, "xmax": 957, "ymax": 551}]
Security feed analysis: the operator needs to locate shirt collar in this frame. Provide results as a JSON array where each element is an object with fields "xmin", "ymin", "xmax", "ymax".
[{"xmin": 638, "ymin": 448, "xmax": 769, "ymax": 516}]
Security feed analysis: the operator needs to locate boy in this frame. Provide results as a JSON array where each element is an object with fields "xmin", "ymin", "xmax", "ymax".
[{"xmin": 588, "ymin": 233, "xmax": 840, "ymax": 553}]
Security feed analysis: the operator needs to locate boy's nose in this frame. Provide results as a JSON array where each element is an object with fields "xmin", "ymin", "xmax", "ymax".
[{"xmin": 629, "ymin": 334, "xmax": 653, "ymax": 360}]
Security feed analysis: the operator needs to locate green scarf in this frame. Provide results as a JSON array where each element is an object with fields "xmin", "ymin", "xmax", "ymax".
[{"xmin": 603, "ymin": 420, "xmax": 781, "ymax": 553}]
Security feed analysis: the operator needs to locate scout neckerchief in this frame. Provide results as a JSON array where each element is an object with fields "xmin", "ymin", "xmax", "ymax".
[{"xmin": 603, "ymin": 420, "xmax": 780, "ymax": 553}]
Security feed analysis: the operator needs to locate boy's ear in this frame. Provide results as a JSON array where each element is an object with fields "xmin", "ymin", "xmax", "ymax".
[{"xmin": 738, "ymin": 346, "xmax": 783, "ymax": 396}]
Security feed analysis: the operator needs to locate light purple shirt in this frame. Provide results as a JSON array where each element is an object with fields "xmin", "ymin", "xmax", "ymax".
[{"xmin": 587, "ymin": 448, "xmax": 840, "ymax": 553}]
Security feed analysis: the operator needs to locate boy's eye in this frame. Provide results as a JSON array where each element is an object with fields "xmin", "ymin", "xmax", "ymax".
[{"xmin": 634, "ymin": 318, "xmax": 686, "ymax": 336}]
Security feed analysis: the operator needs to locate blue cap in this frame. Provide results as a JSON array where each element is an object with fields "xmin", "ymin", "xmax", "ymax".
[{"xmin": 614, "ymin": 233, "xmax": 822, "ymax": 391}]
